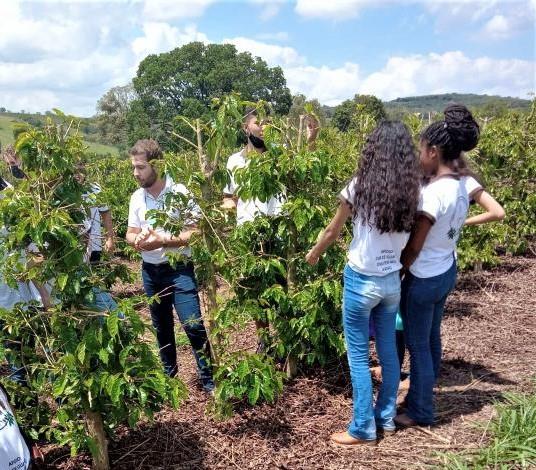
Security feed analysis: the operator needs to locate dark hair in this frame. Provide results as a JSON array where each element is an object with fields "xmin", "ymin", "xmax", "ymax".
[
  {"xmin": 129, "ymin": 139, "xmax": 162, "ymax": 162},
  {"xmin": 421, "ymin": 104, "xmax": 479, "ymax": 174},
  {"xmin": 351, "ymin": 121, "xmax": 420, "ymax": 233},
  {"xmin": 243, "ymin": 107, "xmax": 258, "ymax": 123}
]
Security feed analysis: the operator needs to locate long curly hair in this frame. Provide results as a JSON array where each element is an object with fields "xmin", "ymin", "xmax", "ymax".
[{"xmin": 351, "ymin": 121, "xmax": 420, "ymax": 233}]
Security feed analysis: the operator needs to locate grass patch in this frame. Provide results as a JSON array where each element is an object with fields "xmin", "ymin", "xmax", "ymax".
[
  {"xmin": 439, "ymin": 386, "xmax": 536, "ymax": 469},
  {"xmin": 0, "ymin": 115, "xmax": 119, "ymax": 156}
]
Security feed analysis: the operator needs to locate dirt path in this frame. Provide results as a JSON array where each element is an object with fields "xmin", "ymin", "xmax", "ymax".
[{"xmin": 36, "ymin": 256, "xmax": 536, "ymax": 469}]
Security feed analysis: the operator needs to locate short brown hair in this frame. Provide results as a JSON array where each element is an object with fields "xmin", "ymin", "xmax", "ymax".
[{"xmin": 129, "ymin": 139, "xmax": 162, "ymax": 162}]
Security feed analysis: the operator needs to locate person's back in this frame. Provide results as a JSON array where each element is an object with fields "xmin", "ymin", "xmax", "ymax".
[
  {"xmin": 306, "ymin": 120, "xmax": 420, "ymax": 445},
  {"xmin": 396, "ymin": 104, "xmax": 505, "ymax": 429},
  {"xmin": 410, "ymin": 175, "xmax": 481, "ymax": 278},
  {"xmin": 0, "ymin": 386, "xmax": 30, "ymax": 470}
]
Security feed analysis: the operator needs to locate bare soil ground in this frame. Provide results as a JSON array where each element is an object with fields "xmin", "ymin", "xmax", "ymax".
[{"xmin": 34, "ymin": 256, "xmax": 536, "ymax": 469}]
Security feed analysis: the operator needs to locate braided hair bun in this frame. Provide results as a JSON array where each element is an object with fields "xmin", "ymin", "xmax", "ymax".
[
  {"xmin": 421, "ymin": 103, "xmax": 480, "ymax": 161},
  {"xmin": 444, "ymin": 104, "xmax": 479, "ymax": 153}
]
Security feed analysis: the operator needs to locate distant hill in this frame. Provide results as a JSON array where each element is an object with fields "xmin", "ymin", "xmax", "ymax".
[
  {"xmin": 384, "ymin": 93, "xmax": 531, "ymax": 114},
  {"xmin": 321, "ymin": 93, "xmax": 532, "ymax": 121},
  {"xmin": 0, "ymin": 112, "xmax": 119, "ymax": 156}
]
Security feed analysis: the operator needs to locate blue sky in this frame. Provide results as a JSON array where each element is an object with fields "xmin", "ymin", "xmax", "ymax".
[{"xmin": 0, "ymin": 0, "xmax": 534, "ymax": 116}]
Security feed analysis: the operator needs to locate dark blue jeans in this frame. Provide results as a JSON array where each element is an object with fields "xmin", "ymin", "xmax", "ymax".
[
  {"xmin": 400, "ymin": 260, "xmax": 457, "ymax": 424},
  {"xmin": 141, "ymin": 261, "xmax": 214, "ymax": 390}
]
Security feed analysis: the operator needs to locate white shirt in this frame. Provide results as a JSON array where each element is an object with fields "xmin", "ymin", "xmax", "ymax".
[
  {"xmin": 410, "ymin": 176, "xmax": 483, "ymax": 278},
  {"xmin": 128, "ymin": 176, "xmax": 198, "ymax": 265},
  {"xmin": 83, "ymin": 183, "xmax": 109, "ymax": 255},
  {"xmin": 224, "ymin": 150, "xmax": 284, "ymax": 226},
  {"xmin": 0, "ymin": 387, "xmax": 30, "ymax": 470},
  {"xmin": 0, "ymin": 181, "xmax": 35, "ymax": 309},
  {"xmin": 340, "ymin": 179, "xmax": 410, "ymax": 276}
]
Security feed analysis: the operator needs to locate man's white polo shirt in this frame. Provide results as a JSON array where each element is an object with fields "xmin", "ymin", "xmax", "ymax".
[
  {"xmin": 223, "ymin": 150, "xmax": 284, "ymax": 226},
  {"xmin": 128, "ymin": 175, "xmax": 197, "ymax": 265}
]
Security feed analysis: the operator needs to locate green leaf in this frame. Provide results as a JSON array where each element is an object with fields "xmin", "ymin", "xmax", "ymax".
[
  {"xmin": 57, "ymin": 273, "xmax": 68, "ymax": 291},
  {"xmin": 77, "ymin": 343, "xmax": 86, "ymax": 364},
  {"xmin": 107, "ymin": 313, "xmax": 119, "ymax": 338},
  {"xmin": 98, "ymin": 348, "xmax": 109, "ymax": 365}
]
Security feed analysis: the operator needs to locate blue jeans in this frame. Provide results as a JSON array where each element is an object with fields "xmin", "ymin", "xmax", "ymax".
[
  {"xmin": 400, "ymin": 260, "xmax": 457, "ymax": 425},
  {"xmin": 343, "ymin": 264, "xmax": 401, "ymax": 440},
  {"xmin": 141, "ymin": 261, "xmax": 214, "ymax": 390},
  {"xmin": 91, "ymin": 288, "xmax": 119, "ymax": 313}
]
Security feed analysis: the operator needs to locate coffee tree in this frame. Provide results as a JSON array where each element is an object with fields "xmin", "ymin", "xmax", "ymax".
[{"xmin": 0, "ymin": 112, "xmax": 185, "ymax": 470}]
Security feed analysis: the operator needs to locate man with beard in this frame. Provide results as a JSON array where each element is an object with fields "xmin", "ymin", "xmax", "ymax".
[
  {"xmin": 125, "ymin": 139, "xmax": 214, "ymax": 392},
  {"xmin": 222, "ymin": 109, "xmax": 319, "ymax": 352}
]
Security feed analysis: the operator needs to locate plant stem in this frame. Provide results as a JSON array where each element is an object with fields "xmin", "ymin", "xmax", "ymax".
[{"xmin": 85, "ymin": 410, "xmax": 109, "ymax": 470}]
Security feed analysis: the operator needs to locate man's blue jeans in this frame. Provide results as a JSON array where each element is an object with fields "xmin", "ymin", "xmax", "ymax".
[
  {"xmin": 343, "ymin": 264, "xmax": 401, "ymax": 440},
  {"xmin": 141, "ymin": 261, "xmax": 214, "ymax": 390},
  {"xmin": 400, "ymin": 260, "xmax": 457, "ymax": 425}
]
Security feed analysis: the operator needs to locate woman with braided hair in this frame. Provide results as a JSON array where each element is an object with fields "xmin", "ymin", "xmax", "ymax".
[{"xmin": 395, "ymin": 104, "xmax": 505, "ymax": 428}]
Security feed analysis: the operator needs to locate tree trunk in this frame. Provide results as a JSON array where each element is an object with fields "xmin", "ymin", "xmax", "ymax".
[
  {"xmin": 196, "ymin": 119, "xmax": 221, "ymax": 367},
  {"xmin": 285, "ymin": 222, "xmax": 298, "ymax": 379},
  {"xmin": 85, "ymin": 411, "xmax": 109, "ymax": 470},
  {"xmin": 297, "ymin": 115, "xmax": 305, "ymax": 152}
]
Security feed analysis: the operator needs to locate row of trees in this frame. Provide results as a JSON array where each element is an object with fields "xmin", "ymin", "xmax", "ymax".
[{"xmin": 2, "ymin": 95, "xmax": 535, "ymax": 469}]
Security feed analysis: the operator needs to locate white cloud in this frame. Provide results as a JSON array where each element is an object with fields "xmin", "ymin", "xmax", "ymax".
[
  {"xmin": 132, "ymin": 22, "xmax": 208, "ymax": 61},
  {"xmin": 294, "ymin": 0, "xmax": 377, "ymax": 20},
  {"xmin": 142, "ymin": 0, "xmax": 215, "ymax": 21},
  {"xmin": 0, "ymin": 1, "xmax": 97, "ymax": 62},
  {"xmin": 482, "ymin": 14, "xmax": 511, "ymax": 40},
  {"xmin": 293, "ymin": 0, "xmax": 534, "ymax": 42},
  {"xmin": 285, "ymin": 63, "xmax": 362, "ymax": 105},
  {"xmin": 359, "ymin": 51, "xmax": 535, "ymax": 101},
  {"xmin": 256, "ymin": 32, "xmax": 290, "ymax": 42},
  {"xmin": 250, "ymin": 0, "xmax": 286, "ymax": 20},
  {"xmin": 270, "ymin": 51, "xmax": 534, "ymax": 105},
  {"xmin": 0, "ymin": 1, "xmax": 533, "ymax": 117},
  {"xmin": 223, "ymin": 37, "xmax": 306, "ymax": 67}
]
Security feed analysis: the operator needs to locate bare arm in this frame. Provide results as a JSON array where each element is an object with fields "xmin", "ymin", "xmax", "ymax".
[
  {"xmin": 126, "ymin": 226, "xmax": 141, "ymax": 247},
  {"xmin": 306, "ymin": 201, "xmax": 352, "ymax": 265},
  {"xmin": 464, "ymin": 190, "xmax": 505, "ymax": 226},
  {"xmin": 34, "ymin": 282, "xmax": 52, "ymax": 310},
  {"xmin": 401, "ymin": 215, "xmax": 434, "ymax": 270},
  {"xmin": 221, "ymin": 195, "xmax": 238, "ymax": 210},
  {"xmin": 100, "ymin": 210, "xmax": 115, "ymax": 252}
]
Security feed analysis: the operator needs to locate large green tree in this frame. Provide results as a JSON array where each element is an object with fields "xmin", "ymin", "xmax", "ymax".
[
  {"xmin": 96, "ymin": 84, "xmax": 135, "ymax": 149},
  {"xmin": 127, "ymin": 42, "xmax": 292, "ymax": 148},
  {"xmin": 332, "ymin": 94, "xmax": 386, "ymax": 132}
]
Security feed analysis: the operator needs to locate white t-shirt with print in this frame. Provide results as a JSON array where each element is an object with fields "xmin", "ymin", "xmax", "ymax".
[
  {"xmin": 340, "ymin": 178, "xmax": 410, "ymax": 276},
  {"xmin": 128, "ymin": 176, "xmax": 198, "ymax": 265},
  {"xmin": 223, "ymin": 150, "xmax": 284, "ymax": 226},
  {"xmin": 0, "ymin": 387, "xmax": 30, "ymax": 470},
  {"xmin": 410, "ymin": 176, "xmax": 483, "ymax": 278}
]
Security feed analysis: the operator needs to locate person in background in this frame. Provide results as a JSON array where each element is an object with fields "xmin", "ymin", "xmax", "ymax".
[
  {"xmin": 395, "ymin": 104, "xmax": 505, "ymax": 428},
  {"xmin": 0, "ymin": 384, "xmax": 32, "ymax": 470},
  {"xmin": 222, "ymin": 108, "xmax": 319, "ymax": 352},
  {"xmin": 2, "ymin": 145, "xmax": 26, "ymax": 180},
  {"xmin": 306, "ymin": 121, "xmax": 420, "ymax": 445},
  {"xmin": 75, "ymin": 165, "xmax": 115, "ymax": 263},
  {"xmin": 126, "ymin": 139, "xmax": 214, "ymax": 392}
]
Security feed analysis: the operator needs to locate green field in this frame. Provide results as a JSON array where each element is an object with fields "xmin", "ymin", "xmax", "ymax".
[{"xmin": 0, "ymin": 114, "xmax": 119, "ymax": 156}]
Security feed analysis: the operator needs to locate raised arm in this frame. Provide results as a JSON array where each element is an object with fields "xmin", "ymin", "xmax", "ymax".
[{"xmin": 306, "ymin": 201, "xmax": 352, "ymax": 265}]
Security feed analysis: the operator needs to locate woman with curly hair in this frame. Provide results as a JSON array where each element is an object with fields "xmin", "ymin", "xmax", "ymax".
[
  {"xmin": 306, "ymin": 121, "xmax": 420, "ymax": 445},
  {"xmin": 395, "ymin": 104, "xmax": 505, "ymax": 428}
]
